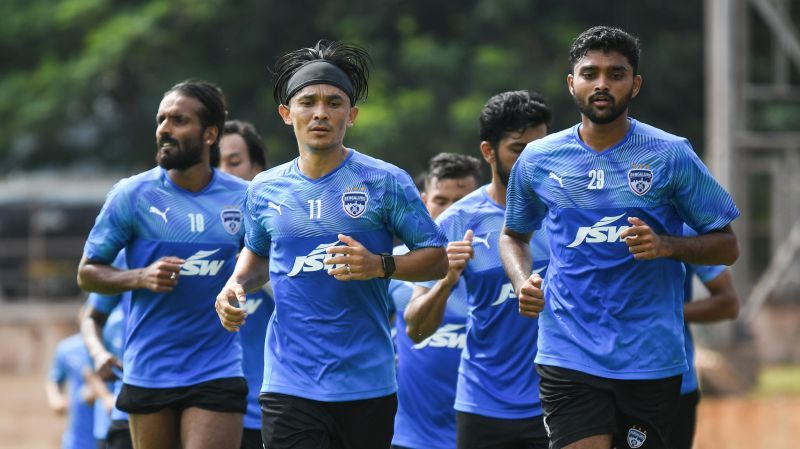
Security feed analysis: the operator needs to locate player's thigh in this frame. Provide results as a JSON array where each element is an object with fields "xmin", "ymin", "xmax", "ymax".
[
  {"xmin": 612, "ymin": 375, "xmax": 681, "ymax": 449},
  {"xmin": 456, "ymin": 411, "xmax": 548, "ymax": 449},
  {"xmin": 664, "ymin": 389, "xmax": 699, "ymax": 449},
  {"xmin": 536, "ymin": 364, "xmax": 616, "ymax": 449},
  {"xmin": 180, "ymin": 407, "xmax": 243, "ymax": 449},
  {"xmin": 240, "ymin": 428, "xmax": 263, "ymax": 449},
  {"xmin": 129, "ymin": 409, "xmax": 179, "ymax": 449},
  {"xmin": 327, "ymin": 393, "xmax": 397, "ymax": 449},
  {"xmin": 260, "ymin": 392, "xmax": 335, "ymax": 449}
]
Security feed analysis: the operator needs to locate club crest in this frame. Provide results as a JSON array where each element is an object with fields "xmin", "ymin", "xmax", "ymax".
[
  {"xmin": 628, "ymin": 164, "xmax": 653, "ymax": 196},
  {"xmin": 627, "ymin": 427, "xmax": 647, "ymax": 448},
  {"xmin": 220, "ymin": 207, "xmax": 243, "ymax": 235},
  {"xmin": 341, "ymin": 186, "xmax": 369, "ymax": 219}
]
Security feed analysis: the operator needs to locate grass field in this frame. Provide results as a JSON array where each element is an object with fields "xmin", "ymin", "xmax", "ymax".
[{"xmin": 3, "ymin": 367, "xmax": 799, "ymax": 449}]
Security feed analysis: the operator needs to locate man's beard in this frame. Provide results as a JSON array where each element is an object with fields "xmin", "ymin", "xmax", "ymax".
[
  {"xmin": 575, "ymin": 89, "xmax": 633, "ymax": 125},
  {"xmin": 156, "ymin": 134, "xmax": 204, "ymax": 170},
  {"xmin": 497, "ymin": 155, "xmax": 513, "ymax": 187}
]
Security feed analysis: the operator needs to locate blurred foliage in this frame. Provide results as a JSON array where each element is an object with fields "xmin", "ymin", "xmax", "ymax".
[
  {"xmin": 756, "ymin": 365, "xmax": 800, "ymax": 395},
  {"xmin": 2, "ymin": 0, "xmax": 711, "ymax": 176}
]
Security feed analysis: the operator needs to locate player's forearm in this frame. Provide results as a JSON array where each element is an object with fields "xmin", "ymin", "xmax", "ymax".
[
  {"xmin": 662, "ymin": 225, "xmax": 739, "ymax": 265},
  {"xmin": 227, "ymin": 248, "xmax": 269, "ymax": 293},
  {"xmin": 392, "ymin": 247, "xmax": 447, "ymax": 282},
  {"xmin": 499, "ymin": 228, "xmax": 534, "ymax": 292},
  {"xmin": 404, "ymin": 283, "xmax": 454, "ymax": 343},
  {"xmin": 44, "ymin": 382, "xmax": 66, "ymax": 411},
  {"xmin": 80, "ymin": 308, "xmax": 110, "ymax": 362},
  {"xmin": 77, "ymin": 256, "xmax": 142, "ymax": 294},
  {"xmin": 684, "ymin": 271, "xmax": 739, "ymax": 322}
]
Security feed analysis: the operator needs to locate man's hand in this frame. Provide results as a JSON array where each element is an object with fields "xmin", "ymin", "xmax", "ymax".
[
  {"xmin": 137, "ymin": 256, "xmax": 185, "ymax": 292},
  {"xmin": 621, "ymin": 217, "xmax": 669, "ymax": 260},
  {"xmin": 443, "ymin": 230, "xmax": 474, "ymax": 285},
  {"xmin": 325, "ymin": 234, "xmax": 382, "ymax": 281},
  {"xmin": 518, "ymin": 273, "xmax": 545, "ymax": 318},
  {"xmin": 215, "ymin": 283, "xmax": 247, "ymax": 332},
  {"xmin": 92, "ymin": 350, "xmax": 123, "ymax": 381}
]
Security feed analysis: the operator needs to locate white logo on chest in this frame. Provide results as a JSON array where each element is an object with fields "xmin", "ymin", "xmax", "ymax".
[{"xmin": 149, "ymin": 206, "xmax": 169, "ymax": 223}]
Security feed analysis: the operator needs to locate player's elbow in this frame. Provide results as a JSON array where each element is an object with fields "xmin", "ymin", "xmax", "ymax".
[
  {"xmin": 430, "ymin": 248, "xmax": 448, "ymax": 279},
  {"xmin": 405, "ymin": 324, "xmax": 429, "ymax": 344}
]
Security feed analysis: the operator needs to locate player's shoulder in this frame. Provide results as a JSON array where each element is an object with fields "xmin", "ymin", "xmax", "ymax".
[
  {"xmin": 347, "ymin": 149, "xmax": 410, "ymax": 179},
  {"xmin": 59, "ymin": 333, "xmax": 85, "ymax": 352},
  {"xmin": 107, "ymin": 167, "xmax": 162, "ymax": 196},
  {"xmin": 630, "ymin": 119, "xmax": 694, "ymax": 156},
  {"xmin": 212, "ymin": 168, "xmax": 249, "ymax": 192},
  {"xmin": 436, "ymin": 187, "xmax": 488, "ymax": 225},
  {"xmin": 519, "ymin": 127, "xmax": 576, "ymax": 162},
  {"xmin": 249, "ymin": 160, "xmax": 296, "ymax": 193}
]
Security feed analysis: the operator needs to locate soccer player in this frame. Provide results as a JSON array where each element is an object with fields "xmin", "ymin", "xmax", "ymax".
[
  {"xmin": 46, "ymin": 320, "xmax": 96, "ymax": 449},
  {"xmin": 669, "ymin": 224, "xmax": 739, "ymax": 449},
  {"xmin": 218, "ymin": 120, "xmax": 269, "ymax": 181},
  {"xmin": 214, "ymin": 40, "xmax": 448, "ymax": 449},
  {"xmin": 77, "ymin": 80, "xmax": 249, "ymax": 449},
  {"xmin": 406, "ymin": 91, "xmax": 552, "ymax": 449},
  {"xmin": 216, "ymin": 119, "xmax": 276, "ymax": 449},
  {"xmin": 81, "ymin": 250, "xmax": 133, "ymax": 449},
  {"xmin": 391, "ymin": 152, "xmax": 481, "ymax": 449},
  {"xmin": 500, "ymin": 26, "xmax": 740, "ymax": 449}
]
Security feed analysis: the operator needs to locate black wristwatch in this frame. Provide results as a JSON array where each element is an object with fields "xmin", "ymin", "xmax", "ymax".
[{"xmin": 379, "ymin": 253, "xmax": 396, "ymax": 279}]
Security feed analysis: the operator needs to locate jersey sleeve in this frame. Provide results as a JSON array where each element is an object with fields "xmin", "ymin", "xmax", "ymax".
[
  {"xmin": 669, "ymin": 142, "xmax": 740, "ymax": 234},
  {"xmin": 243, "ymin": 184, "xmax": 271, "ymax": 258},
  {"xmin": 504, "ymin": 156, "xmax": 547, "ymax": 234},
  {"xmin": 48, "ymin": 343, "xmax": 67, "ymax": 383},
  {"xmin": 692, "ymin": 263, "xmax": 727, "ymax": 284},
  {"xmin": 83, "ymin": 180, "xmax": 136, "ymax": 263},
  {"xmin": 385, "ymin": 170, "xmax": 446, "ymax": 251}
]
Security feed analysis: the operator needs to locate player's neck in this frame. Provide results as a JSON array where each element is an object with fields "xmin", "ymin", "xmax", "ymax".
[
  {"xmin": 167, "ymin": 163, "xmax": 213, "ymax": 192},
  {"xmin": 486, "ymin": 175, "xmax": 506, "ymax": 207},
  {"xmin": 578, "ymin": 113, "xmax": 630, "ymax": 152},
  {"xmin": 297, "ymin": 145, "xmax": 348, "ymax": 180}
]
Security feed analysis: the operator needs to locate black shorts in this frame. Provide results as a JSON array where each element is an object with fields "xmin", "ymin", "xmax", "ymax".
[
  {"xmin": 106, "ymin": 420, "xmax": 133, "ymax": 449},
  {"xmin": 260, "ymin": 392, "xmax": 397, "ymax": 449},
  {"xmin": 666, "ymin": 389, "xmax": 700, "ymax": 449},
  {"xmin": 116, "ymin": 377, "xmax": 248, "ymax": 414},
  {"xmin": 241, "ymin": 428, "xmax": 263, "ymax": 449},
  {"xmin": 536, "ymin": 364, "xmax": 681, "ymax": 449},
  {"xmin": 456, "ymin": 411, "xmax": 548, "ymax": 449}
]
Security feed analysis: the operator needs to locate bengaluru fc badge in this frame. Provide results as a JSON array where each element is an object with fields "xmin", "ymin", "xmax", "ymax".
[
  {"xmin": 341, "ymin": 186, "xmax": 369, "ymax": 219},
  {"xmin": 627, "ymin": 163, "xmax": 653, "ymax": 196},
  {"xmin": 220, "ymin": 206, "xmax": 243, "ymax": 235}
]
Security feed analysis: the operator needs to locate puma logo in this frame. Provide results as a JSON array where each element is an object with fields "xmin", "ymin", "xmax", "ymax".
[
  {"xmin": 473, "ymin": 233, "xmax": 491, "ymax": 249},
  {"xmin": 268, "ymin": 201, "xmax": 284, "ymax": 215},
  {"xmin": 549, "ymin": 172, "xmax": 564, "ymax": 188},
  {"xmin": 149, "ymin": 206, "xmax": 169, "ymax": 223}
]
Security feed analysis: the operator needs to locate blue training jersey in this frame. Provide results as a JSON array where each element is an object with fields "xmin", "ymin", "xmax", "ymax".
[
  {"xmin": 681, "ymin": 224, "xmax": 727, "ymax": 394},
  {"xmin": 505, "ymin": 119, "xmax": 740, "ymax": 380},
  {"xmin": 245, "ymin": 149, "xmax": 446, "ymax": 402},
  {"xmin": 435, "ymin": 186, "xmax": 549, "ymax": 419},
  {"xmin": 393, "ymin": 273, "xmax": 468, "ymax": 449},
  {"xmin": 49, "ymin": 334, "xmax": 95, "ymax": 449},
  {"xmin": 240, "ymin": 287, "xmax": 274, "ymax": 429},
  {"xmin": 83, "ymin": 167, "xmax": 248, "ymax": 388}
]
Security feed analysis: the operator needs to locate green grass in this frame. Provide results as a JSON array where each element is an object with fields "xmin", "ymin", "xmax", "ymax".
[{"xmin": 756, "ymin": 365, "xmax": 800, "ymax": 395}]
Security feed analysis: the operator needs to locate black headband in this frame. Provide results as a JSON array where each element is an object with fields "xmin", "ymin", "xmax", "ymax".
[{"xmin": 283, "ymin": 60, "xmax": 355, "ymax": 105}]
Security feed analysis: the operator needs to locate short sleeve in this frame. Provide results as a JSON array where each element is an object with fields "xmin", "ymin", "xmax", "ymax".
[
  {"xmin": 669, "ymin": 142, "xmax": 740, "ymax": 233},
  {"xmin": 692, "ymin": 264, "xmax": 727, "ymax": 284},
  {"xmin": 48, "ymin": 344, "xmax": 67, "ymax": 383},
  {"xmin": 243, "ymin": 184, "xmax": 271, "ymax": 258},
  {"xmin": 504, "ymin": 157, "xmax": 547, "ymax": 234},
  {"xmin": 84, "ymin": 180, "xmax": 135, "ymax": 263},
  {"xmin": 385, "ymin": 170, "xmax": 446, "ymax": 251}
]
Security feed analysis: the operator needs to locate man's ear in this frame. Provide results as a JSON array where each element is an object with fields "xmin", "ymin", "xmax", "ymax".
[
  {"xmin": 278, "ymin": 104, "xmax": 292, "ymax": 125},
  {"xmin": 567, "ymin": 73, "xmax": 575, "ymax": 96},
  {"xmin": 632, "ymin": 74, "xmax": 643, "ymax": 98},
  {"xmin": 479, "ymin": 141, "xmax": 495, "ymax": 165},
  {"xmin": 204, "ymin": 126, "xmax": 219, "ymax": 145}
]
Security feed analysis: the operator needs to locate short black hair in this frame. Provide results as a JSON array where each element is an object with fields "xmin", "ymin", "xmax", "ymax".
[
  {"xmin": 273, "ymin": 40, "xmax": 371, "ymax": 106},
  {"xmin": 165, "ymin": 80, "xmax": 228, "ymax": 166},
  {"xmin": 479, "ymin": 91, "xmax": 552, "ymax": 149},
  {"xmin": 221, "ymin": 120, "xmax": 268, "ymax": 170},
  {"xmin": 569, "ymin": 26, "xmax": 641, "ymax": 74},
  {"xmin": 424, "ymin": 152, "xmax": 482, "ymax": 191}
]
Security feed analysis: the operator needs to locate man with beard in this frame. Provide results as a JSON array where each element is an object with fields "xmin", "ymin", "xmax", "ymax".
[
  {"xmin": 214, "ymin": 40, "xmax": 447, "ymax": 449},
  {"xmin": 78, "ymin": 80, "xmax": 249, "ymax": 449},
  {"xmin": 405, "ymin": 91, "xmax": 551, "ymax": 449},
  {"xmin": 499, "ymin": 26, "xmax": 740, "ymax": 449}
]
